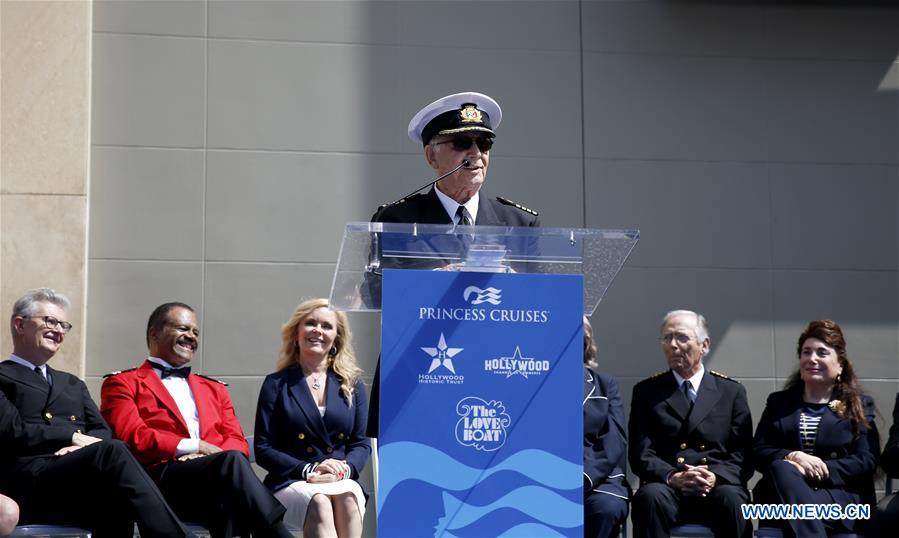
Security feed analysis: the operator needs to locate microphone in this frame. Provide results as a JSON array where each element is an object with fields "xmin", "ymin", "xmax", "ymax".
[
  {"xmin": 367, "ymin": 158, "xmax": 471, "ymax": 279},
  {"xmin": 383, "ymin": 159, "xmax": 471, "ymax": 209}
]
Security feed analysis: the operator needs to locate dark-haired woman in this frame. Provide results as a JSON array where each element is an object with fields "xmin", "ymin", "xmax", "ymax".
[
  {"xmin": 753, "ymin": 320, "xmax": 879, "ymax": 537},
  {"xmin": 583, "ymin": 317, "xmax": 629, "ymax": 538}
]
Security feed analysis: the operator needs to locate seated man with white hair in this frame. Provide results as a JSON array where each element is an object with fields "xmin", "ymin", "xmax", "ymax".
[{"xmin": 628, "ymin": 309, "xmax": 753, "ymax": 538}]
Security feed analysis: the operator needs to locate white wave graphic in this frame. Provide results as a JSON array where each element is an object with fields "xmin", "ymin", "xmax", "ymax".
[
  {"xmin": 463, "ymin": 285, "xmax": 502, "ymax": 305},
  {"xmin": 444, "ymin": 522, "xmax": 567, "ymax": 538},
  {"xmin": 378, "ymin": 441, "xmax": 580, "ymax": 505},
  {"xmin": 436, "ymin": 486, "xmax": 582, "ymax": 533}
]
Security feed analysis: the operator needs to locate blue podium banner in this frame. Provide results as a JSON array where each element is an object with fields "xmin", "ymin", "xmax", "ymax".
[{"xmin": 378, "ymin": 269, "xmax": 584, "ymax": 537}]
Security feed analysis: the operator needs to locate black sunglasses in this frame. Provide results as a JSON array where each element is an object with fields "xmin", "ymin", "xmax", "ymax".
[{"xmin": 433, "ymin": 135, "xmax": 494, "ymax": 152}]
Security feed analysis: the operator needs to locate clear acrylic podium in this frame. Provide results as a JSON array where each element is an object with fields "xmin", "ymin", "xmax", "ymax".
[
  {"xmin": 329, "ymin": 222, "xmax": 639, "ymax": 536},
  {"xmin": 329, "ymin": 222, "xmax": 640, "ymax": 316}
]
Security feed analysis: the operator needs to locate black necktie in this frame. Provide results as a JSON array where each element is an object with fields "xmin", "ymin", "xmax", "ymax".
[
  {"xmin": 456, "ymin": 205, "xmax": 473, "ymax": 226},
  {"xmin": 34, "ymin": 366, "xmax": 49, "ymax": 385},
  {"xmin": 159, "ymin": 366, "xmax": 190, "ymax": 379}
]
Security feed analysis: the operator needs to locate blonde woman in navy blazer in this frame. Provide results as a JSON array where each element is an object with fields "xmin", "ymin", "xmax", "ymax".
[
  {"xmin": 255, "ymin": 298, "xmax": 371, "ymax": 538},
  {"xmin": 753, "ymin": 320, "xmax": 879, "ymax": 538},
  {"xmin": 583, "ymin": 317, "xmax": 629, "ymax": 538}
]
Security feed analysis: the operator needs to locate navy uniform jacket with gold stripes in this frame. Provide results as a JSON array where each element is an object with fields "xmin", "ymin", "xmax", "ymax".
[
  {"xmin": 0, "ymin": 359, "xmax": 112, "ymax": 497},
  {"xmin": 365, "ymin": 187, "xmax": 539, "ymax": 437},
  {"xmin": 0, "ymin": 360, "xmax": 111, "ymax": 457},
  {"xmin": 374, "ymin": 187, "xmax": 540, "ymax": 227},
  {"xmin": 628, "ymin": 369, "xmax": 753, "ymax": 487}
]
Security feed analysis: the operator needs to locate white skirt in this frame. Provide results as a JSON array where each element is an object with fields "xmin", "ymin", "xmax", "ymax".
[{"xmin": 274, "ymin": 479, "xmax": 366, "ymax": 531}]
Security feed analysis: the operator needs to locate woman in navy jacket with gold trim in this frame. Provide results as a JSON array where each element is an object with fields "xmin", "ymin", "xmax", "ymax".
[
  {"xmin": 753, "ymin": 320, "xmax": 879, "ymax": 538},
  {"xmin": 254, "ymin": 298, "xmax": 370, "ymax": 538},
  {"xmin": 583, "ymin": 317, "xmax": 629, "ymax": 538}
]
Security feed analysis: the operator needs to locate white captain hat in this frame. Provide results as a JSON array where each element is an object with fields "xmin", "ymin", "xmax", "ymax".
[{"xmin": 408, "ymin": 91, "xmax": 502, "ymax": 146}]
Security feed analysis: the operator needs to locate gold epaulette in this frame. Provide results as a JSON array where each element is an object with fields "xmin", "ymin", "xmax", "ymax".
[
  {"xmin": 379, "ymin": 196, "xmax": 410, "ymax": 210},
  {"xmin": 649, "ymin": 370, "xmax": 667, "ymax": 378},
  {"xmin": 195, "ymin": 373, "xmax": 228, "ymax": 386},
  {"xmin": 710, "ymin": 370, "xmax": 739, "ymax": 382},
  {"xmin": 496, "ymin": 196, "xmax": 538, "ymax": 216},
  {"xmin": 103, "ymin": 367, "xmax": 137, "ymax": 378}
]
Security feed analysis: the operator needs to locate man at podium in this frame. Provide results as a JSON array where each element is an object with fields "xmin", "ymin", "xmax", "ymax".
[
  {"xmin": 374, "ymin": 91, "xmax": 539, "ymax": 228},
  {"xmin": 366, "ymin": 91, "xmax": 541, "ymax": 437}
]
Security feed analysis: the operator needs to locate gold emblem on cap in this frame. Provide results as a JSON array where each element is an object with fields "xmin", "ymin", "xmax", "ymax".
[{"xmin": 459, "ymin": 104, "xmax": 482, "ymax": 124}]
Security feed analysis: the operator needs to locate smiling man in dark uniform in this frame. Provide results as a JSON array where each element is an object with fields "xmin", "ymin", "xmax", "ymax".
[
  {"xmin": 366, "ymin": 91, "xmax": 541, "ymax": 437},
  {"xmin": 628, "ymin": 309, "xmax": 753, "ymax": 538},
  {"xmin": 0, "ymin": 288, "xmax": 186, "ymax": 537}
]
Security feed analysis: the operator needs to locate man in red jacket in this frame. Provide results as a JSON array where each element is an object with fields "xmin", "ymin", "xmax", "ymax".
[{"xmin": 101, "ymin": 302, "xmax": 292, "ymax": 538}]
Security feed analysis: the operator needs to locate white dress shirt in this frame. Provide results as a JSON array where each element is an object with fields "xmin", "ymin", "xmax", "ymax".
[
  {"xmin": 7, "ymin": 354, "xmax": 49, "ymax": 383},
  {"xmin": 435, "ymin": 185, "xmax": 480, "ymax": 224},
  {"xmin": 672, "ymin": 363, "xmax": 705, "ymax": 403},
  {"xmin": 147, "ymin": 356, "xmax": 200, "ymax": 456}
]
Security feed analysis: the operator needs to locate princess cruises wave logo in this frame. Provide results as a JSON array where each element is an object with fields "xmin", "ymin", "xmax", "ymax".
[{"xmin": 463, "ymin": 286, "xmax": 501, "ymax": 305}]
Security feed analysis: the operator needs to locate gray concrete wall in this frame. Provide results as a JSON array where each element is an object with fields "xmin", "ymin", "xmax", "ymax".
[{"xmin": 87, "ymin": 1, "xmax": 898, "ymax": 534}]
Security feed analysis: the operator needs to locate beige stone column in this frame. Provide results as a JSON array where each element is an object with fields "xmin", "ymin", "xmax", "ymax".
[{"xmin": 1, "ymin": 0, "xmax": 91, "ymax": 376}]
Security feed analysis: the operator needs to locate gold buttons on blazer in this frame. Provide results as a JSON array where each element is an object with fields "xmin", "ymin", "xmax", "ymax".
[
  {"xmin": 70, "ymin": 415, "xmax": 77, "ymax": 421},
  {"xmin": 699, "ymin": 444, "xmax": 706, "ymax": 451},
  {"xmin": 676, "ymin": 457, "xmax": 685, "ymax": 464},
  {"xmin": 326, "ymin": 447, "xmax": 333, "ymax": 453},
  {"xmin": 700, "ymin": 457, "xmax": 708, "ymax": 464},
  {"xmin": 306, "ymin": 447, "xmax": 314, "ymax": 453},
  {"xmin": 338, "ymin": 433, "xmax": 345, "ymax": 440},
  {"xmin": 44, "ymin": 412, "xmax": 53, "ymax": 421},
  {"xmin": 679, "ymin": 443, "xmax": 687, "ymax": 450},
  {"xmin": 298, "ymin": 433, "xmax": 305, "ymax": 440},
  {"xmin": 830, "ymin": 452, "xmax": 837, "ymax": 458}
]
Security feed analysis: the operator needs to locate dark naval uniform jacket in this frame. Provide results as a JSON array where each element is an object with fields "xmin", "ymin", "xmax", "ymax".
[
  {"xmin": 374, "ymin": 187, "xmax": 540, "ymax": 227},
  {"xmin": 873, "ymin": 393, "xmax": 899, "ymax": 536},
  {"xmin": 584, "ymin": 368, "xmax": 629, "ymax": 500},
  {"xmin": 882, "ymin": 392, "xmax": 899, "ymax": 479},
  {"xmin": 0, "ymin": 360, "xmax": 111, "ymax": 465},
  {"xmin": 1, "ymin": 359, "xmax": 190, "ymax": 536},
  {"xmin": 628, "ymin": 369, "xmax": 753, "ymax": 488},
  {"xmin": 366, "ymin": 187, "xmax": 539, "ymax": 437},
  {"xmin": 366, "ymin": 187, "xmax": 541, "ymax": 292},
  {"xmin": 0, "ymin": 359, "xmax": 112, "ymax": 502}
]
